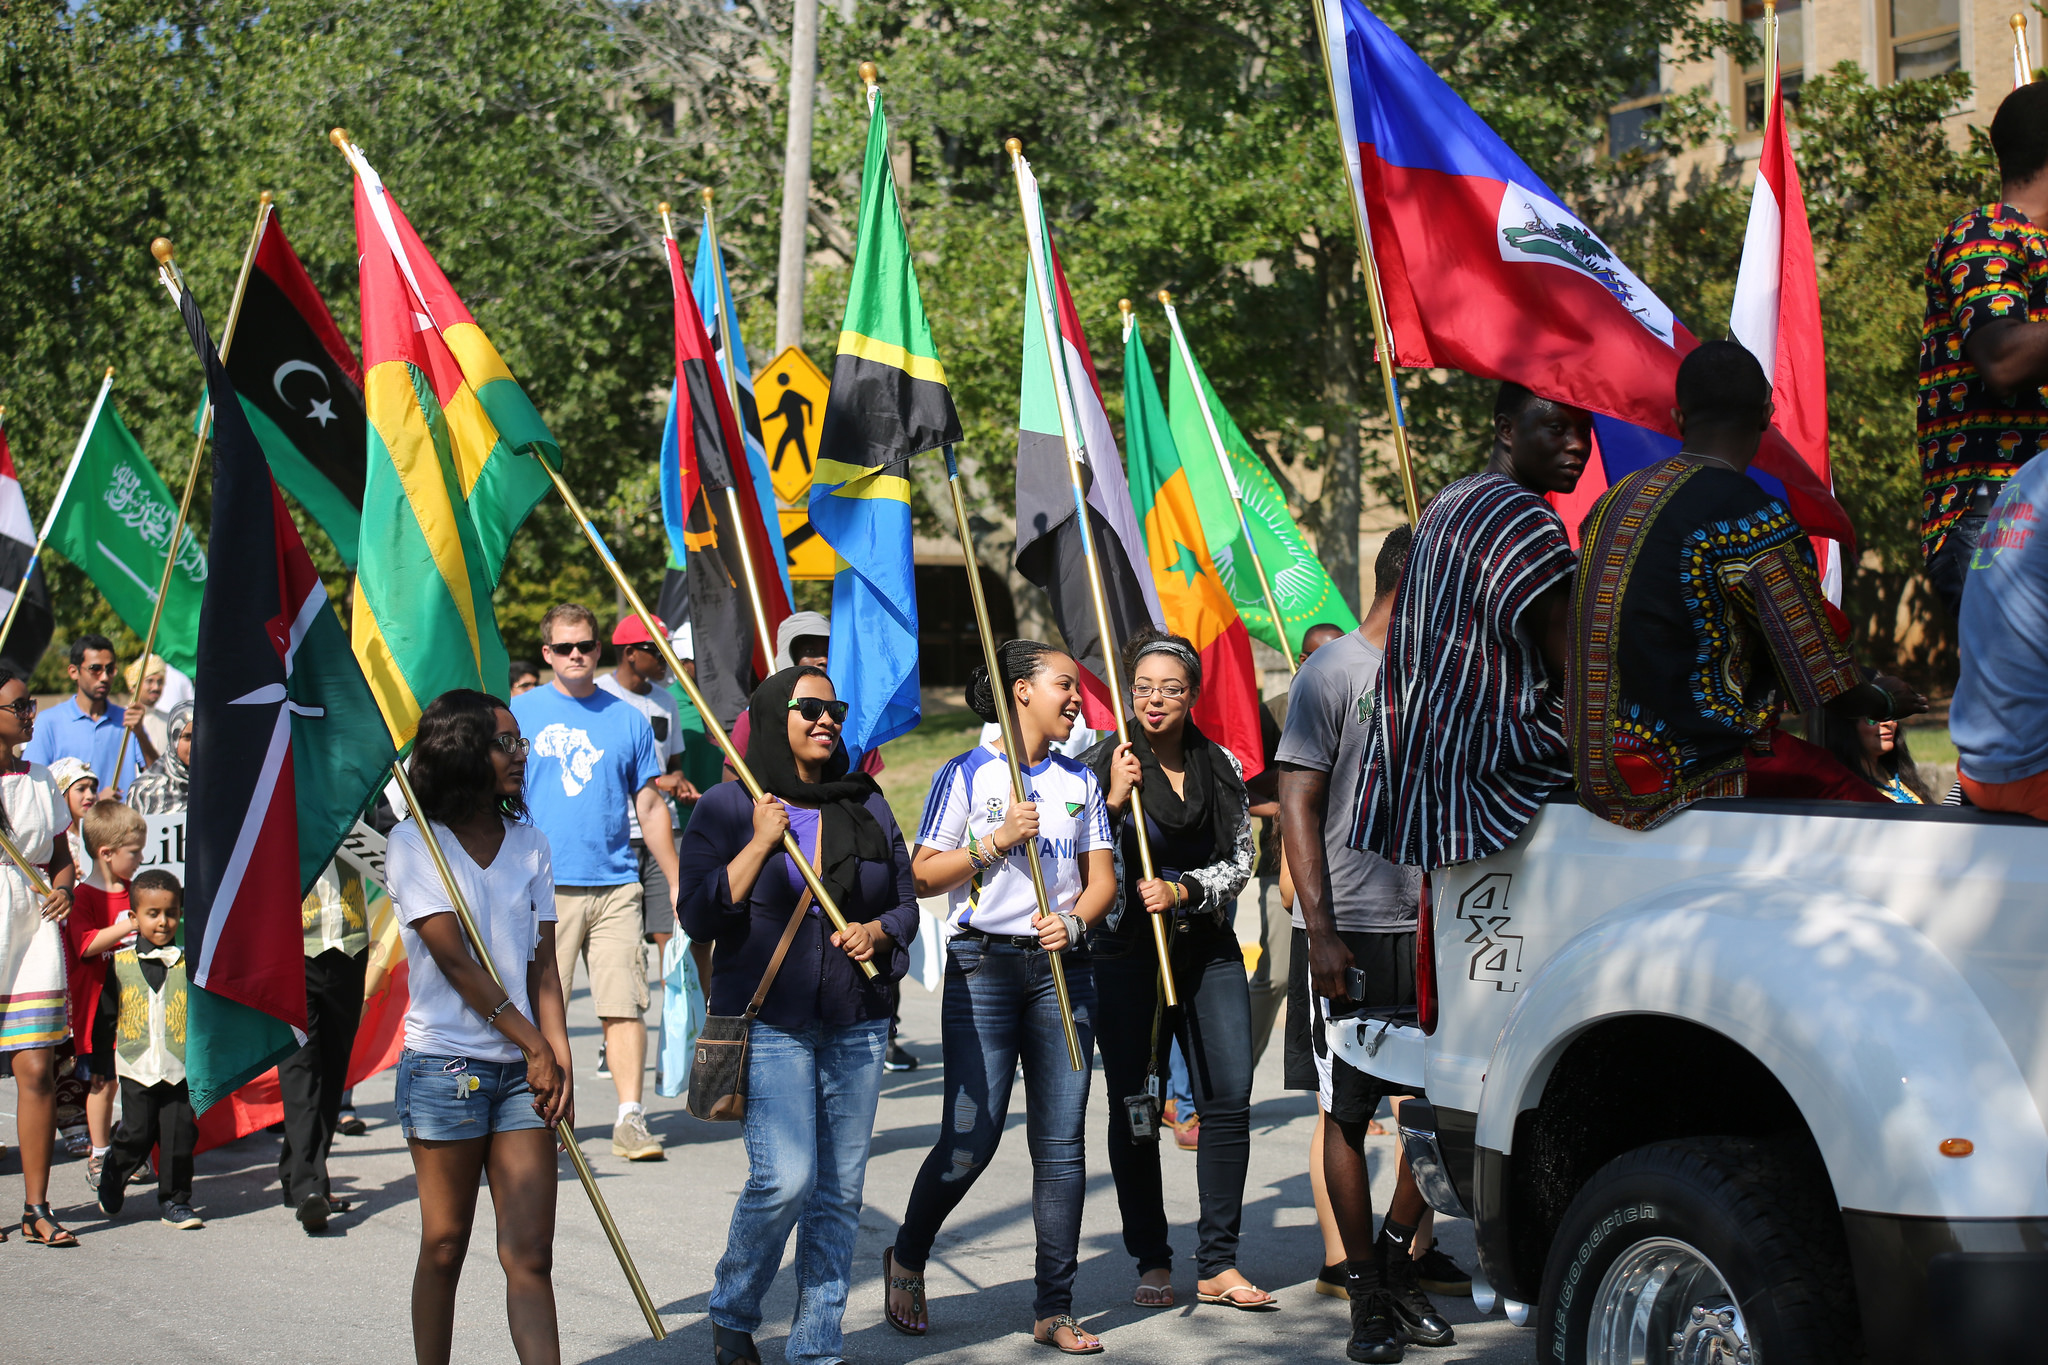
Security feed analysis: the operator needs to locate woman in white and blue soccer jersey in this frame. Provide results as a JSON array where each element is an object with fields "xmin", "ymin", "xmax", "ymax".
[{"xmin": 885, "ymin": 640, "xmax": 1116, "ymax": 1355}]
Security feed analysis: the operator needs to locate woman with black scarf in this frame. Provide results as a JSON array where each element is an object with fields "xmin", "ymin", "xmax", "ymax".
[
  {"xmin": 676, "ymin": 666, "xmax": 918, "ymax": 1365},
  {"xmin": 1083, "ymin": 630, "xmax": 1264, "ymax": 1312}
]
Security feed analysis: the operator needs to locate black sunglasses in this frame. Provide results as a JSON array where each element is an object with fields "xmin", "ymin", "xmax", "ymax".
[
  {"xmin": 546, "ymin": 639, "xmax": 599, "ymax": 656},
  {"xmin": 1, "ymin": 696, "xmax": 35, "ymax": 718},
  {"xmin": 787, "ymin": 697, "xmax": 849, "ymax": 724}
]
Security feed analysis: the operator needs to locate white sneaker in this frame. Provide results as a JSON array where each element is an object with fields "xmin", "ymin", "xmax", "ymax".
[{"xmin": 611, "ymin": 1111, "xmax": 664, "ymax": 1161}]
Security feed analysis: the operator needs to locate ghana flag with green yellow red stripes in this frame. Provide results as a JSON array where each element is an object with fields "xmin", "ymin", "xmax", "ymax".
[
  {"xmin": 1123, "ymin": 313, "xmax": 1264, "ymax": 780},
  {"xmin": 340, "ymin": 138, "xmax": 558, "ymax": 746}
]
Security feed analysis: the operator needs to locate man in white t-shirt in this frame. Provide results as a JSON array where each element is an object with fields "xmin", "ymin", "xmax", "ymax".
[{"xmin": 596, "ymin": 614, "xmax": 700, "ymax": 959}]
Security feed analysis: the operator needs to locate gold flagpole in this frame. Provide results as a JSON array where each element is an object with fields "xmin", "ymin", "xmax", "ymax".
[
  {"xmin": 1765, "ymin": 1, "xmax": 1779, "ymax": 108},
  {"xmin": 118, "ymin": 200, "xmax": 271, "ymax": 791},
  {"xmin": 696, "ymin": 187, "xmax": 780, "ymax": 670},
  {"xmin": 0, "ymin": 370, "xmax": 117, "ymax": 658},
  {"xmin": 2015, "ymin": 11, "xmax": 2036, "ymax": 87},
  {"xmin": 1309, "ymin": 0, "xmax": 1421, "ymax": 528},
  {"xmin": 384, "ymin": 762, "xmax": 667, "ymax": 1342},
  {"xmin": 0, "ymin": 821, "xmax": 54, "ymax": 899},
  {"xmin": 1152, "ymin": 294, "xmax": 1298, "ymax": 674},
  {"xmin": 1007, "ymin": 138, "xmax": 1177, "ymax": 1008}
]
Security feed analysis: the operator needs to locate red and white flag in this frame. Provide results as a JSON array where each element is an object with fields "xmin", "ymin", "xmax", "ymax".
[
  {"xmin": 1729, "ymin": 71, "xmax": 1840, "ymax": 601},
  {"xmin": 0, "ymin": 420, "xmax": 53, "ymax": 674}
]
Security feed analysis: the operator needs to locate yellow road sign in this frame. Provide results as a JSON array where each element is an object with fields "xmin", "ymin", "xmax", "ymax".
[
  {"xmin": 779, "ymin": 508, "xmax": 838, "ymax": 581},
  {"xmin": 756, "ymin": 346, "xmax": 830, "ymax": 508}
]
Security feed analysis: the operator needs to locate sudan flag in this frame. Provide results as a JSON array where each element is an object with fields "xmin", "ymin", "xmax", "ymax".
[
  {"xmin": 1123, "ymin": 314, "xmax": 1264, "ymax": 779},
  {"xmin": 224, "ymin": 205, "xmax": 368, "ymax": 567},
  {"xmin": 1011, "ymin": 151, "xmax": 1161, "ymax": 726},
  {"xmin": 176, "ymin": 281, "xmax": 396, "ymax": 1114}
]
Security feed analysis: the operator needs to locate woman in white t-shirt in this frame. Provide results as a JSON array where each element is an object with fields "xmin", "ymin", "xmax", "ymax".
[
  {"xmin": 387, "ymin": 689, "xmax": 572, "ymax": 1365},
  {"xmin": 886, "ymin": 641, "xmax": 1115, "ymax": 1355}
]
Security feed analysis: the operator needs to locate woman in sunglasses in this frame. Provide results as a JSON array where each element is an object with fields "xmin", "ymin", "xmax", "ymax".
[
  {"xmin": 676, "ymin": 665, "xmax": 917, "ymax": 1365},
  {"xmin": 1082, "ymin": 630, "xmax": 1263, "ymax": 1311},
  {"xmin": 887, "ymin": 640, "xmax": 1116, "ymax": 1355}
]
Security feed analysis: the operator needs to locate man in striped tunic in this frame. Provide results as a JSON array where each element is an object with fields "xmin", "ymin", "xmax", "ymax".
[{"xmin": 1350, "ymin": 383, "xmax": 1591, "ymax": 874}]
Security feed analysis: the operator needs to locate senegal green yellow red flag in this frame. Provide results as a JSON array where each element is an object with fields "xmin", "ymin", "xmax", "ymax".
[
  {"xmin": 1162, "ymin": 303, "xmax": 1357, "ymax": 654},
  {"xmin": 339, "ymin": 137, "xmax": 559, "ymax": 744},
  {"xmin": 1123, "ymin": 313, "xmax": 1264, "ymax": 779}
]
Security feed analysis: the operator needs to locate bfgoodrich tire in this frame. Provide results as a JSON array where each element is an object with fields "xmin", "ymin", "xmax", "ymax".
[{"xmin": 1534, "ymin": 1137, "xmax": 1862, "ymax": 1364}]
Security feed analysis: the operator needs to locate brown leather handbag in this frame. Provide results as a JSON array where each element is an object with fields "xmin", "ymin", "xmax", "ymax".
[{"xmin": 686, "ymin": 823, "xmax": 820, "ymax": 1122}]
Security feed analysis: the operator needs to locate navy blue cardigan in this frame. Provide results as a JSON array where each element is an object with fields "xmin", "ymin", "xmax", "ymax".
[{"xmin": 676, "ymin": 781, "xmax": 918, "ymax": 1028}]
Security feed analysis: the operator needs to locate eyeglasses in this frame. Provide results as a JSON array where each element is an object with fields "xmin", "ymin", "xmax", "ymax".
[
  {"xmin": 492, "ymin": 733, "xmax": 531, "ymax": 757},
  {"xmin": 1129, "ymin": 683, "xmax": 1190, "ymax": 700},
  {"xmin": 545, "ymin": 639, "xmax": 598, "ymax": 656},
  {"xmin": 788, "ymin": 697, "xmax": 850, "ymax": 724},
  {"xmin": 0, "ymin": 697, "xmax": 35, "ymax": 718}
]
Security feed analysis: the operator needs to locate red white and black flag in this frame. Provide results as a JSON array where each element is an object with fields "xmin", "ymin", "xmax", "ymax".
[{"xmin": 0, "ymin": 419, "xmax": 53, "ymax": 677}]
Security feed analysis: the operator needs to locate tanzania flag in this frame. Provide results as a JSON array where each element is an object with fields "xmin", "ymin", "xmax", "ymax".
[
  {"xmin": 223, "ymin": 204, "xmax": 367, "ymax": 567},
  {"xmin": 1162, "ymin": 306, "xmax": 1356, "ymax": 653},
  {"xmin": 1123, "ymin": 318, "xmax": 1264, "ymax": 778},
  {"xmin": 693, "ymin": 221, "xmax": 793, "ymax": 607},
  {"xmin": 177, "ymin": 283, "xmax": 396, "ymax": 1113},
  {"xmin": 811, "ymin": 89, "xmax": 959, "ymax": 759},
  {"xmin": 0, "ymin": 416, "xmax": 54, "ymax": 676},
  {"xmin": 45, "ymin": 386, "xmax": 205, "ymax": 675},
  {"xmin": 1011, "ymin": 151, "xmax": 1161, "ymax": 726},
  {"xmin": 340, "ymin": 139, "xmax": 558, "ymax": 746}
]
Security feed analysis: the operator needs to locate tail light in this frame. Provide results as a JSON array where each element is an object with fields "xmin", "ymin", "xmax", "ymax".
[{"xmin": 1416, "ymin": 872, "xmax": 1439, "ymax": 1034}]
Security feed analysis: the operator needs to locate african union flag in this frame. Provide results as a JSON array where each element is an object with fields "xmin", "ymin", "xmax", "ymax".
[
  {"xmin": 337, "ymin": 135, "xmax": 558, "ymax": 745},
  {"xmin": 810, "ymin": 87, "xmax": 962, "ymax": 759}
]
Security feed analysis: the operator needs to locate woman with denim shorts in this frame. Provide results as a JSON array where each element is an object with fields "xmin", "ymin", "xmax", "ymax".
[
  {"xmin": 676, "ymin": 665, "xmax": 918, "ymax": 1365},
  {"xmin": 387, "ymin": 690, "xmax": 573, "ymax": 1365},
  {"xmin": 887, "ymin": 641, "xmax": 1117, "ymax": 1355}
]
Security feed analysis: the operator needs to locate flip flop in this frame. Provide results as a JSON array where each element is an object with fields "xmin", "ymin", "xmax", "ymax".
[
  {"xmin": 1033, "ymin": 1315, "xmax": 1104, "ymax": 1355},
  {"xmin": 883, "ymin": 1248, "xmax": 928, "ymax": 1336},
  {"xmin": 1197, "ymin": 1284, "xmax": 1279, "ymax": 1311},
  {"xmin": 1131, "ymin": 1281, "xmax": 1175, "ymax": 1308}
]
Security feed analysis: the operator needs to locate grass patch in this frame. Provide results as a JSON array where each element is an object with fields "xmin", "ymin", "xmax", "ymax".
[
  {"xmin": 875, "ymin": 708, "xmax": 985, "ymax": 833},
  {"xmin": 1902, "ymin": 723, "xmax": 1957, "ymax": 771}
]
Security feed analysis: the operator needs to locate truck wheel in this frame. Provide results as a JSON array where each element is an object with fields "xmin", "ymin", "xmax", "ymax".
[{"xmin": 1534, "ymin": 1137, "xmax": 1860, "ymax": 1364}]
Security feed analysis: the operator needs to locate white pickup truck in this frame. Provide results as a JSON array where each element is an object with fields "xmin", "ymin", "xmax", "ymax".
[{"xmin": 1328, "ymin": 793, "xmax": 2047, "ymax": 1365}]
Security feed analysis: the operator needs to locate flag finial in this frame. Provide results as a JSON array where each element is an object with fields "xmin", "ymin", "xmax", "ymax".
[
  {"xmin": 657, "ymin": 200, "xmax": 670, "ymax": 215},
  {"xmin": 860, "ymin": 60, "xmax": 878, "ymax": 86},
  {"xmin": 1005, "ymin": 137, "xmax": 1022, "ymax": 160},
  {"xmin": 701, "ymin": 186, "xmax": 715, "ymax": 208},
  {"xmin": 104, "ymin": 366, "xmax": 114, "ymax": 379},
  {"xmin": 327, "ymin": 127, "xmax": 351, "ymax": 151},
  {"xmin": 2016, "ymin": 11, "xmax": 2029, "ymax": 32},
  {"xmin": 1156, "ymin": 289, "xmax": 1172, "ymax": 306},
  {"xmin": 1119, "ymin": 298, "xmax": 1132, "ymax": 318},
  {"xmin": 150, "ymin": 238, "xmax": 174, "ymax": 265}
]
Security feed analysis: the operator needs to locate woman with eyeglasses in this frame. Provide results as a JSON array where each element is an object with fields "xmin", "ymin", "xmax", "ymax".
[
  {"xmin": 1081, "ymin": 630, "xmax": 1264, "ymax": 1312},
  {"xmin": 675, "ymin": 665, "xmax": 917, "ymax": 1365},
  {"xmin": 0, "ymin": 667, "xmax": 82, "ymax": 1246},
  {"xmin": 887, "ymin": 640, "xmax": 1116, "ymax": 1355},
  {"xmin": 386, "ymin": 690, "xmax": 572, "ymax": 1365}
]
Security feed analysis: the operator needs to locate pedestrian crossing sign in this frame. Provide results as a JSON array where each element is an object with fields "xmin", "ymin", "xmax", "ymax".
[{"xmin": 756, "ymin": 345, "xmax": 831, "ymax": 508}]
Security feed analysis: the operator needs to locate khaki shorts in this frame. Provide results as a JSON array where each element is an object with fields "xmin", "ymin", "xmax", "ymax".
[{"xmin": 553, "ymin": 883, "xmax": 649, "ymax": 1020}]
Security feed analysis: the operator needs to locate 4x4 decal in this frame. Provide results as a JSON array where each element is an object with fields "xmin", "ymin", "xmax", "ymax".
[{"xmin": 1456, "ymin": 872, "xmax": 1524, "ymax": 992}]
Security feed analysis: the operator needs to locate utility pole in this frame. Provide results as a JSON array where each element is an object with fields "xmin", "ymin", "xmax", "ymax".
[{"xmin": 774, "ymin": 0, "xmax": 820, "ymax": 353}]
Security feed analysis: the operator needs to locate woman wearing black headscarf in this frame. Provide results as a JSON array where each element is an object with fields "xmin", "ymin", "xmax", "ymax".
[
  {"xmin": 676, "ymin": 665, "xmax": 918, "ymax": 1365},
  {"xmin": 1083, "ymin": 630, "xmax": 1264, "ymax": 1312}
]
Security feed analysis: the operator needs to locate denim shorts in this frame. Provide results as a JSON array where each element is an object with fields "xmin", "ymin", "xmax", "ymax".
[{"xmin": 395, "ymin": 1050, "xmax": 548, "ymax": 1141}]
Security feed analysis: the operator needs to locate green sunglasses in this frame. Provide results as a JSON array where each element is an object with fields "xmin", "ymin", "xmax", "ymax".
[{"xmin": 788, "ymin": 696, "xmax": 850, "ymax": 724}]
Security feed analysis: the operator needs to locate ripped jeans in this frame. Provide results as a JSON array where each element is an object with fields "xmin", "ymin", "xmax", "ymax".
[{"xmin": 892, "ymin": 936, "xmax": 1096, "ymax": 1320}]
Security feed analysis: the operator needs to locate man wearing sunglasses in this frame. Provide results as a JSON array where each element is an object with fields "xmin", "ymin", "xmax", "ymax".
[
  {"xmin": 511, "ymin": 603, "xmax": 677, "ymax": 1162},
  {"xmin": 24, "ymin": 635, "xmax": 147, "ymax": 795}
]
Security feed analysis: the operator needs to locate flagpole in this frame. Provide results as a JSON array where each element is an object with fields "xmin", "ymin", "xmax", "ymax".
[
  {"xmin": 2015, "ymin": 11, "xmax": 2035, "ymax": 87},
  {"xmin": 1153, "ymin": 294, "xmax": 1299, "ymax": 674},
  {"xmin": 385, "ymin": 761, "xmax": 668, "ymax": 1342},
  {"xmin": 0, "ymin": 370, "xmax": 115, "ymax": 658},
  {"xmin": 1006, "ymin": 138, "xmax": 1178, "ymax": 1009},
  {"xmin": 1765, "ymin": 1, "xmax": 1779, "ymax": 110},
  {"xmin": 538, "ymin": 459, "xmax": 878, "ymax": 981},
  {"xmin": 1309, "ymin": 0, "xmax": 1421, "ymax": 529},
  {"xmin": 118, "ymin": 201, "xmax": 270, "ymax": 791},
  {"xmin": 697, "ymin": 188, "xmax": 780, "ymax": 670}
]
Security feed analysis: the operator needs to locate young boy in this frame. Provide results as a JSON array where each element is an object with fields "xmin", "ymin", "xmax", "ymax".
[
  {"xmin": 62, "ymin": 796, "xmax": 146, "ymax": 1189},
  {"xmin": 93, "ymin": 869, "xmax": 200, "ymax": 1229}
]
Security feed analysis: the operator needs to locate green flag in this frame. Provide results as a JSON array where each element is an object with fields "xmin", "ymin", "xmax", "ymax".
[
  {"xmin": 1163, "ymin": 312, "xmax": 1357, "ymax": 655},
  {"xmin": 46, "ymin": 395, "xmax": 204, "ymax": 673}
]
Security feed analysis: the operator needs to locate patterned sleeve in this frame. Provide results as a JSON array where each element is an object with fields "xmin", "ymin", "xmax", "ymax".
[
  {"xmin": 1182, "ymin": 749, "xmax": 1254, "ymax": 928},
  {"xmin": 1738, "ymin": 540, "xmax": 1860, "ymax": 713},
  {"xmin": 1942, "ymin": 208, "xmax": 2035, "ymax": 343},
  {"xmin": 914, "ymin": 752, "xmax": 971, "ymax": 852}
]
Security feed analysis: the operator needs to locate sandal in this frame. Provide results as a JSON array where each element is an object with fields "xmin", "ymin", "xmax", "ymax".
[
  {"xmin": 1034, "ymin": 1315, "xmax": 1104, "ymax": 1355},
  {"xmin": 711, "ymin": 1323, "xmax": 759, "ymax": 1365},
  {"xmin": 883, "ymin": 1247, "xmax": 928, "ymax": 1336},
  {"xmin": 1196, "ymin": 1282, "xmax": 1278, "ymax": 1311},
  {"xmin": 1131, "ymin": 1280, "xmax": 1174, "ymax": 1308},
  {"xmin": 21, "ymin": 1203, "xmax": 78, "ymax": 1247}
]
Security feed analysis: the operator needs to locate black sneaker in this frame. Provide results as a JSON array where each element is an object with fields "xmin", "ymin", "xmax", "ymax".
[
  {"xmin": 98, "ymin": 1174, "xmax": 126, "ymax": 1220},
  {"xmin": 1316, "ymin": 1261, "xmax": 1350, "ymax": 1300},
  {"xmin": 1383, "ymin": 1247, "xmax": 1456, "ymax": 1347},
  {"xmin": 1346, "ymin": 1264, "xmax": 1405, "ymax": 1363},
  {"xmin": 1414, "ymin": 1245, "xmax": 1471, "ymax": 1296},
  {"xmin": 884, "ymin": 1041, "xmax": 919, "ymax": 1072},
  {"xmin": 161, "ymin": 1202, "xmax": 204, "ymax": 1230}
]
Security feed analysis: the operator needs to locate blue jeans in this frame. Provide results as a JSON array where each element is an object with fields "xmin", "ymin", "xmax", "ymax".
[
  {"xmin": 710, "ymin": 1017, "xmax": 889, "ymax": 1365},
  {"xmin": 893, "ymin": 938, "xmax": 1096, "ymax": 1320}
]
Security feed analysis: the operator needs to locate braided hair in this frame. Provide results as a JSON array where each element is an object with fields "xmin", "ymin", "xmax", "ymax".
[{"xmin": 966, "ymin": 639, "xmax": 1065, "ymax": 724}]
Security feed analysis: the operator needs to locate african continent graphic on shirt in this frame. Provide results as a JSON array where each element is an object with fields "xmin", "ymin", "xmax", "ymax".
[{"xmin": 532, "ymin": 724, "xmax": 606, "ymax": 797}]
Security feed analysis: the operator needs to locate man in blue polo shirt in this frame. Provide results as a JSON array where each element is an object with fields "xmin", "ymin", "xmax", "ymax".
[
  {"xmin": 26, "ymin": 635, "xmax": 147, "ymax": 794},
  {"xmin": 512, "ymin": 602, "xmax": 675, "ymax": 1162}
]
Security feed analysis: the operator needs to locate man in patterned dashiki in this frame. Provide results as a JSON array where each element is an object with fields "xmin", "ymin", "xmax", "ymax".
[
  {"xmin": 1351, "ymin": 381, "xmax": 1590, "ymax": 873},
  {"xmin": 1918, "ymin": 81, "xmax": 2048, "ymax": 619},
  {"xmin": 1570, "ymin": 341, "xmax": 1926, "ymax": 832}
]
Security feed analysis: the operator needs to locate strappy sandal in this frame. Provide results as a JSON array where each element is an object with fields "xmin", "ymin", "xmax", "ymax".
[
  {"xmin": 1196, "ymin": 1282, "xmax": 1279, "ymax": 1311},
  {"xmin": 711, "ymin": 1323, "xmax": 760, "ymax": 1365},
  {"xmin": 21, "ymin": 1203, "xmax": 78, "ymax": 1247},
  {"xmin": 1034, "ymin": 1315, "xmax": 1104, "ymax": 1355},
  {"xmin": 883, "ymin": 1247, "xmax": 929, "ymax": 1336}
]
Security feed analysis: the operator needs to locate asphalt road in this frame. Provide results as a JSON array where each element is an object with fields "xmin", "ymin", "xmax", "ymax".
[{"xmin": 1, "ymin": 960, "xmax": 1534, "ymax": 1365}]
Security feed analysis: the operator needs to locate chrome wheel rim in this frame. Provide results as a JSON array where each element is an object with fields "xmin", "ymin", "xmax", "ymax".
[{"xmin": 1588, "ymin": 1236, "xmax": 1753, "ymax": 1365}]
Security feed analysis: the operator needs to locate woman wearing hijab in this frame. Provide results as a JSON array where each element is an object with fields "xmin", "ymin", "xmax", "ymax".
[
  {"xmin": 127, "ymin": 703, "xmax": 191, "ymax": 816},
  {"xmin": 887, "ymin": 640, "xmax": 1116, "ymax": 1355},
  {"xmin": 1083, "ymin": 630, "xmax": 1263, "ymax": 1311},
  {"xmin": 676, "ymin": 665, "xmax": 918, "ymax": 1365},
  {"xmin": 722, "ymin": 612, "xmax": 884, "ymax": 778}
]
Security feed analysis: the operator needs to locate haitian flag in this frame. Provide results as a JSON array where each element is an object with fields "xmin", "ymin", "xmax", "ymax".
[{"xmin": 1322, "ymin": 0, "xmax": 1851, "ymax": 546}]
